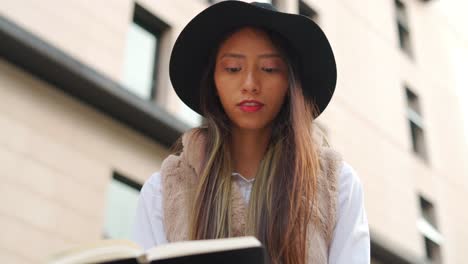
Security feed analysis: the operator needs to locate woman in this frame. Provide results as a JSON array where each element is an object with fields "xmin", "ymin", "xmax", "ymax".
[{"xmin": 133, "ymin": 1, "xmax": 370, "ymax": 263}]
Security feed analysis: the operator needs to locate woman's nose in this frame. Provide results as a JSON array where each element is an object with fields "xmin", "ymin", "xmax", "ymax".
[{"xmin": 241, "ymin": 70, "xmax": 260, "ymax": 94}]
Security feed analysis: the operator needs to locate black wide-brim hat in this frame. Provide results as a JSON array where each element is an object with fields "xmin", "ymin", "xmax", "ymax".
[{"xmin": 169, "ymin": 1, "xmax": 337, "ymax": 118}]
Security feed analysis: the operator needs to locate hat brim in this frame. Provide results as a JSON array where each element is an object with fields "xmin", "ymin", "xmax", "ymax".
[{"xmin": 169, "ymin": 0, "xmax": 337, "ymax": 118}]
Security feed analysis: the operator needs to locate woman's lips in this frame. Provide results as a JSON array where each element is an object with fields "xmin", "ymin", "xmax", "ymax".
[
  {"xmin": 239, "ymin": 105, "xmax": 263, "ymax": 112},
  {"xmin": 237, "ymin": 100, "xmax": 264, "ymax": 112}
]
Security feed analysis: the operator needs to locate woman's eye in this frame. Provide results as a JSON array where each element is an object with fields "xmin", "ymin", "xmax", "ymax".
[
  {"xmin": 262, "ymin": 67, "xmax": 278, "ymax": 73},
  {"xmin": 225, "ymin": 67, "xmax": 241, "ymax": 73}
]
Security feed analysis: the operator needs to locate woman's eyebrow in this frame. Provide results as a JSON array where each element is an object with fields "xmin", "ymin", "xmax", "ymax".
[
  {"xmin": 220, "ymin": 53, "xmax": 245, "ymax": 59},
  {"xmin": 258, "ymin": 53, "xmax": 282, "ymax": 58}
]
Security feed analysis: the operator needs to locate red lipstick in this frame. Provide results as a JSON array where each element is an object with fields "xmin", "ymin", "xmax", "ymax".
[{"xmin": 237, "ymin": 100, "xmax": 264, "ymax": 112}]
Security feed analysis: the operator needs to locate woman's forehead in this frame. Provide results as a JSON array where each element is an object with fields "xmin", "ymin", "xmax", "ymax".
[
  {"xmin": 216, "ymin": 27, "xmax": 281, "ymax": 57},
  {"xmin": 230, "ymin": 26, "xmax": 267, "ymax": 36}
]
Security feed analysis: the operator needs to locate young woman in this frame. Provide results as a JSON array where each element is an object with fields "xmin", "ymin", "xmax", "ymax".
[{"xmin": 133, "ymin": 1, "xmax": 370, "ymax": 263}]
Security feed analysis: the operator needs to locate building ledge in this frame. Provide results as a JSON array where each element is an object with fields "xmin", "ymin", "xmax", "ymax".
[{"xmin": 0, "ymin": 16, "xmax": 189, "ymax": 148}]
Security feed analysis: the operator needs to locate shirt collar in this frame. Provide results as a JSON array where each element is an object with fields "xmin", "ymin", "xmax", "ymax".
[{"xmin": 231, "ymin": 172, "xmax": 256, "ymax": 183}]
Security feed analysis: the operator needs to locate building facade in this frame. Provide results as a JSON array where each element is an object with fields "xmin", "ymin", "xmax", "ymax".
[{"xmin": 1, "ymin": 0, "xmax": 467, "ymax": 263}]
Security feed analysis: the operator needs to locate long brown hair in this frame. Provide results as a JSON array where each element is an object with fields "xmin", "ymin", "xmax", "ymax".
[{"xmin": 188, "ymin": 27, "xmax": 321, "ymax": 264}]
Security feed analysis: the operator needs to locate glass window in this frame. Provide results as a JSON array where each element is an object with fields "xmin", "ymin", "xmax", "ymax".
[
  {"xmin": 409, "ymin": 121, "xmax": 427, "ymax": 159},
  {"xmin": 299, "ymin": 0, "xmax": 318, "ymax": 22},
  {"xmin": 370, "ymin": 257, "xmax": 387, "ymax": 264},
  {"xmin": 420, "ymin": 196, "xmax": 438, "ymax": 228},
  {"xmin": 208, "ymin": 0, "xmax": 274, "ymax": 5},
  {"xmin": 424, "ymin": 237, "xmax": 442, "ymax": 263},
  {"xmin": 417, "ymin": 195, "xmax": 443, "ymax": 263},
  {"xmin": 122, "ymin": 4, "xmax": 168, "ymax": 100},
  {"xmin": 122, "ymin": 21, "xmax": 158, "ymax": 100},
  {"xmin": 254, "ymin": 0, "xmax": 273, "ymax": 3},
  {"xmin": 405, "ymin": 86, "xmax": 428, "ymax": 161},
  {"xmin": 395, "ymin": 0, "xmax": 413, "ymax": 57},
  {"xmin": 371, "ymin": 238, "xmax": 411, "ymax": 264},
  {"xmin": 103, "ymin": 172, "xmax": 142, "ymax": 239},
  {"xmin": 406, "ymin": 88, "xmax": 421, "ymax": 115}
]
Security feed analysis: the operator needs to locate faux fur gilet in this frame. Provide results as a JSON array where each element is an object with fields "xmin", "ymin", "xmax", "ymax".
[{"xmin": 159, "ymin": 130, "xmax": 343, "ymax": 263}]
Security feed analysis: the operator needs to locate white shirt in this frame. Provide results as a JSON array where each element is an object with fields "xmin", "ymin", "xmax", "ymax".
[{"xmin": 132, "ymin": 161, "xmax": 370, "ymax": 263}]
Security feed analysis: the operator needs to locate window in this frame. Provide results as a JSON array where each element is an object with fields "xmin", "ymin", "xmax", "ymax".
[
  {"xmin": 405, "ymin": 87, "xmax": 428, "ymax": 161},
  {"xmin": 122, "ymin": 4, "xmax": 168, "ymax": 100},
  {"xmin": 395, "ymin": 0, "xmax": 413, "ymax": 57},
  {"xmin": 417, "ymin": 195, "xmax": 443, "ymax": 263},
  {"xmin": 370, "ymin": 235, "xmax": 415, "ymax": 264},
  {"xmin": 208, "ymin": 0, "xmax": 275, "ymax": 5},
  {"xmin": 299, "ymin": 0, "xmax": 318, "ymax": 22},
  {"xmin": 103, "ymin": 172, "xmax": 142, "ymax": 239},
  {"xmin": 370, "ymin": 257, "xmax": 388, "ymax": 264}
]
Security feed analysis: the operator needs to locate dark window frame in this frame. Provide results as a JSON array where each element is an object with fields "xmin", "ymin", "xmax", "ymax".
[
  {"xmin": 208, "ymin": 0, "xmax": 277, "ymax": 6},
  {"xmin": 371, "ymin": 230, "xmax": 426, "ymax": 264},
  {"xmin": 395, "ymin": 0, "xmax": 413, "ymax": 58},
  {"xmin": 409, "ymin": 121, "xmax": 426, "ymax": 159},
  {"xmin": 125, "ymin": 3, "xmax": 169, "ymax": 100},
  {"xmin": 299, "ymin": 0, "xmax": 318, "ymax": 22},
  {"xmin": 424, "ymin": 237, "xmax": 442, "ymax": 263},
  {"xmin": 112, "ymin": 171, "xmax": 142, "ymax": 191},
  {"xmin": 405, "ymin": 86, "xmax": 428, "ymax": 162},
  {"xmin": 102, "ymin": 171, "xmax": 143, "ymax": 239},
  {"xmin": 417, "ymin": 194, "xmax": 443, "ymax": 263}
]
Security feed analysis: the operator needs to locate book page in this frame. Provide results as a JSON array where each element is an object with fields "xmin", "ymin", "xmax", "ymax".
[{"xmin": 48, "ymin": 239, "xmax": 144, "ymax": 264}]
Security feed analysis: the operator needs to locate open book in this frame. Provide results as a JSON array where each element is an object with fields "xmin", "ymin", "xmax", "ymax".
[{"xmin": 48, "ymin": 236, "xmax": 265, "ymax": 264}]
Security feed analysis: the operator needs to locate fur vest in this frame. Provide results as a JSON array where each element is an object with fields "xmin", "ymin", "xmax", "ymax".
[{"xmin": 159, "ymin": 130, "xmax": 343, "ymax": 263}]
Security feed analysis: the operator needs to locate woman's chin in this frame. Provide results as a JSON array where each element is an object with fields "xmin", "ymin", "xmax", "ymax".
[{"xmin": 232, "ymin": 120, "xmax": 272, "ymax": 132}]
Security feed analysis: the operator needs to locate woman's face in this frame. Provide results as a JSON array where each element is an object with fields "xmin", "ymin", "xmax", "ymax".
[{"xmin": 214, "ymin": 27, "xmax": 289, "ymax": 131}]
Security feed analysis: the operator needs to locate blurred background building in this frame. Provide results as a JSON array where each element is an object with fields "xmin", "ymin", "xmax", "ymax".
[{"xmin": 1, "ymin": 0, "xmax": 467, "ymax": 263}]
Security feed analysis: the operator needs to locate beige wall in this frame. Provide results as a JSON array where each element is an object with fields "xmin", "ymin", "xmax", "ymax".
[
  {"xmin": 310, "ymin": 0, "xmax": 468, "ymax": 262},
  {"xmin": 1, "ymin": 0, "xmax": 467, "ymax": 263},
  {"xmin": 0, "ymin": 60, "xmax": 169, "ymax": 262}
]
